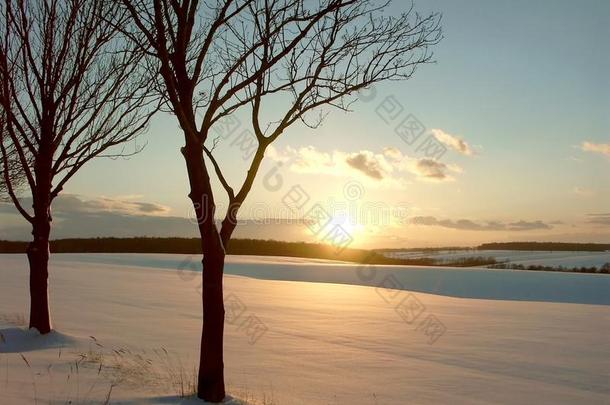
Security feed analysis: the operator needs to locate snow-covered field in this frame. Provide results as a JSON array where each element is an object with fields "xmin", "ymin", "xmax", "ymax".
[
  {"xmin": 384, "ymin": 249, "xmax": 610, "ymax": 268},
  {"xmin": 1, "ymin": 254, "xmax": 609, "ymax": 404}
]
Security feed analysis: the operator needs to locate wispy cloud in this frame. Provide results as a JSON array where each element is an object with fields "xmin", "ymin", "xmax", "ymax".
[
  {"xmin": 430, "ymin": 129, "xmax": 474, "ymax": 156},
  {"xmin": 0, "ymin": 194, "xmax": 317, "ymax": 241},
  {"xmin": 53, "ymin": 194, "xmax": 171, "ymax": 216},
  {"xmin": 586, "ymin": 213, "xmax": 610, "ymax": 225},
  {"xmin": 0, "ymin": 194, "xmax": 171, "ymax": 217},
  {"xmin": 0, "ymin": 194, "xmax": 187, "ymax": 240},
  {"xmin": 507, "ymin": 220, "xmax": 553, "ymax": 231},
  {"xmin": 573, "ymin": 186, "xmax": 595, "ymax": 197},
  {"xmin": 581, "ymin": 141, "xmax": 610, "ymax": 157},
  {"xmin": 410, "ymin": 216, "xmax": 553, "ymax": 231},
  {"xmin": 267, "ymin": 145, "xmax": 462, "ymax": 183}
]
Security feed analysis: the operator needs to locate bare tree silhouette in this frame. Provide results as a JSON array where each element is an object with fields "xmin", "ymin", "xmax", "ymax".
[
  {"xmin": 0, "ymin": 114, "xmax": 25, "ymax": 201},
  {"xmin": 0, "ymin": 0, "xmax": 157, "ymax": 334},
  {"xmin": 120, "ymin": 0, "xmax": 441, "ymax": 401}
]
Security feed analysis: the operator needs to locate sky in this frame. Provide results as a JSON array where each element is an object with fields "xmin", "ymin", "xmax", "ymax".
[{"xmin": 1, "ymin": 0, "xmax": 609, "ymax": 248}]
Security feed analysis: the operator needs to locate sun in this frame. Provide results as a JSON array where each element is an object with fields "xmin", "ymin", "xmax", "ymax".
[{"xmin": 330, "ymin": 216, "xmax": 366, "ymax": 239}]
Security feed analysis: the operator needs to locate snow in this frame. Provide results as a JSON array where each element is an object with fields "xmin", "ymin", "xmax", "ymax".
[
  {"xmin": 1, "ymin": 253, "xmax": 609, "ymax": 404},
  {"xmin": 0, "ymin": 328, "xmax": 79, "ymax": 353},
  {"xmin": 385, "ymin": 249, "xmax": 610, "ymax": 268},
  {"xmin": 41, "ymin": 253, "xmax": 610, "ymax": 305}
]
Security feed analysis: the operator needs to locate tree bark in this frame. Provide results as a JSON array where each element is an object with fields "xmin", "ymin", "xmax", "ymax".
[
  {"xmin": 182, "ymin": 138, "xmax": 227, "ymax": 402},
  {"xmin": 27, "ymin": 215, "xmax": 52, "ymax": 334},
  {"xmin": 198, "ymin": 251, "xmax": 226, "ymax": 402},
  {"xmin": 27, "ymin": 136, "xmax": 54, "ymax": 334}
]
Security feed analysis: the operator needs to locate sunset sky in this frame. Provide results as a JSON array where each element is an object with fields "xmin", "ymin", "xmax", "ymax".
[{"xmin": 1, "ymin": 0, "xmax": 609, "ymax": 248}]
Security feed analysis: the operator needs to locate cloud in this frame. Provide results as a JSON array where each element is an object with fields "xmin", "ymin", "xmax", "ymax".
[
  {"xmin": 266, "ymin": 146, "xmax": 344, "ymax": 176},
  {"xmin": 290, "ymin": 146, "xmax": 335, "ymax": 173},
  {"xmin": 52, "ymin": 194, "xmax": 171, "ymax": 216},
  {"xmin": 0, "ymin": 195, "xmax": 189, "ymax": 240},
  {"xmin": 398, "ymin": 157, "xmax": 461, "ymax": 182},
  {"xmin": 0, "ymin": 194, "xmax": 176, "ymax": 240},
  {"xmin": 268, "ymin": 145, "xmax": 461, "ymax": 183},
  {"xmin": 586, "ymin": 213, "xmax": 610, "ymax": 225},
  {"xmin": 430, "ymin": 129, "xmax": 473, "ymax": 156},
  {"xmin": 412, "ymin": 159, "xmax": 450, "ymax": 180},
  {"xmin": 382, "ymin": 147, "xmax": 403, "ymax": 161},
  {"xmin": 410, "ymin": 216, "xmax": 553, "ymax": 231},
  {"xmin": 345, "ymin": 151, "xmax": 387, "ymax": 180},
  {"xmin": 506, "ymin": 220, "xmax": 552, "ymax": 231},
  {"xmin": 573, "ymin": 186, "xmax": 595, "ymax": 197},
  {"xmin": 581, "ymin": 141, "xmax": 610, "ymax": 157},
  {"xmin": 0, "ymin": 194, "xmax": 319, "ymax": 242}
]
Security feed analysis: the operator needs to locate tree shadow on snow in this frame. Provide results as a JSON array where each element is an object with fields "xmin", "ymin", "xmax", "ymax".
[{"xmin": 0, "ymin": 327, "xmax": 78, "ymax": 353}]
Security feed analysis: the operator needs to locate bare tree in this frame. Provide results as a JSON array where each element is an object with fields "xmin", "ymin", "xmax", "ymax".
[
  {"xmin": 0, "ymin": 114, "xmax": 27, "ymax": 201},
  {"xmin": 120, "ymin": 0, "xmax": 441, "ymax": 401},
  {"xmin": 0, "ymin": 152, "xmax": 25, "ymax": 202},
  {"xmin": 0, "ymin": 0, "xmax": 157, "ymax": 334},
  {"xmin": 1, "ymin": 115, "xmax": 9, "ymax": 196}
]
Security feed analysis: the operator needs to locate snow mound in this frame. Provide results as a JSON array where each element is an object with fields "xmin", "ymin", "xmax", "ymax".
[
  {"xmin": 137, "ymin": 394, "xmax": 253, "ymax": 404},
  {"xmin": 0, "ymin": 327, "xmax": 80, "ymax": 353}
]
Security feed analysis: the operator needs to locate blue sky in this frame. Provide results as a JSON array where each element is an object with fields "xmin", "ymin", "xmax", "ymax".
[{"xmin": 2, "ymin": 0, "xmax": 609, "ymax": 248}]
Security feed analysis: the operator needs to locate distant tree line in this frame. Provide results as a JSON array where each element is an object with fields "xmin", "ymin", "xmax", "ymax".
[
  {"xmin": 478, "ymin": 242, "xmax": 610, "ymax": 252},
  {"xmin": 8, "ymin": 236, "xmax": 608, "ymax": 274},
  {"xmin": 0, "ymin": 237, "xmax": 372, "ymax": 257},
  {"xmin": 488, "ymin": 262, "xmax": 610, "ymax": 274},
  {"xmin": 0, "ymin": 237, "xmax": 497, "ymax": 267}
]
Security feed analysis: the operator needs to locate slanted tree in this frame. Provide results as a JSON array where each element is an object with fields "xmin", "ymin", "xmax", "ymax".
[
  {"xmin": 120, "ymin": 0, "xmax": 441, "ymax": 401},
  {"xmin": 0, "ymin": 0, "xmax": 157, "ymax": 334}
]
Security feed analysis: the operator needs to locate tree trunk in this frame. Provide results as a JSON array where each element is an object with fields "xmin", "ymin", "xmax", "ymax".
[
  {"xmin": 198, "ymin": 251, "xmax": 226, "ymax": 402},
  {"xmin": 27, "ymin": 216, "xmax": 52, "ymax": 334},
  {"xmin": 181, "ymin": 138, "xmax": 227, "ymax": 402}
]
